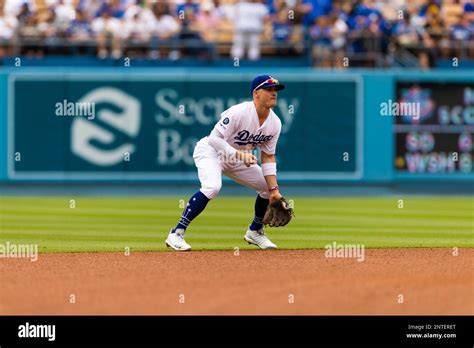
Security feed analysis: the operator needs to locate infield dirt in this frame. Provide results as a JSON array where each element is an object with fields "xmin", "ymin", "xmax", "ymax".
[{"xmin": 1, "ymin": 248, "xmax": 473, "ymax": 315}]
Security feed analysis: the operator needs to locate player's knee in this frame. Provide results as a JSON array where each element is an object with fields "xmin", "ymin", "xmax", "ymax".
[
  {"xmin": 257, "ymin": 190, "xmax": 270, "ymax": 199},
  {"xmin": 201, "ymin": 182, "xmax": 222, "ymax": 199}
]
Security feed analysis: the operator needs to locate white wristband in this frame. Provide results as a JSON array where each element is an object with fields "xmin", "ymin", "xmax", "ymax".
[{"xmin": 261, "ymin": 162, "xmax": 277, "ymax": 176}]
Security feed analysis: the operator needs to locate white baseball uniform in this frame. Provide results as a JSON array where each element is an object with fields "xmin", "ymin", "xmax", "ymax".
[{"xmin": 193, "ymin": 100, "xmax": 282, "ymax": 199}]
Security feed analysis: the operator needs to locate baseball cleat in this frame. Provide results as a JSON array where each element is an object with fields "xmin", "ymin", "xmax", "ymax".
[
  {"xmin": 165, "ymin": 228, "xmax": 192, "ymax": 251},
  {"xmin": 244, "ymin": 227, "xmax": 277, "ymax": 250}
]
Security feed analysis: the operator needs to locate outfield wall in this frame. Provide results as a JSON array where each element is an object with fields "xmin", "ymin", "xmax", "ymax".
[{"xmin": 0, "ymin": 68, "xmax": 472, "ymax": 184}]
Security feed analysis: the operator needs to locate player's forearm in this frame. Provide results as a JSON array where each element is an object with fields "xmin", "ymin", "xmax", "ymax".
[
  {"xmin": 208, "ymin": 129, "xmax": 237, "ymax": 157},
  {"xmin": 261, "ymin": 152, "xmax": 279, "ymax": 190},
  {"xmin": 264, "ymin": 175, "xmax": 278, "ymax": 189}
]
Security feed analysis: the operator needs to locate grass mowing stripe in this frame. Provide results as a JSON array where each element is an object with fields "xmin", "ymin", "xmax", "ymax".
[
  {"xmin": 2, "ymin": 214, "xmax": 471, "ymax": 230},
  {"xmin": 2, "ymin": 233, "xmax": 469, "ymax": 243},
  {"xmin": 1, "ymin": 206, "xmax": 180, "ymax": 215},
  {"xmin": 3, "ymin": 206, "xmax": 472, "ymax": 220},
  {"xmin": 2, "ymin": 228, "xmax": 471, "ymax": 240},
  {"xmin": 2, "ymin": 222, "xmax": 472, "ymax": 234},
  {"xmin": 1, "ymin": 210, "xmax": 254, "ymax": 219},
  {"xmin": 1, "ymin": 196, "xmax": 472, "ymax": 251},
  {"xmin": 0, "ymin": 222, "xmax": 161, "ymax": 231},
  {"xmin": 2, "ymin": 196, "xmax": 471, "ymax": 204},
  {"xmin": 3, "ymin": 214, "xmax": 470, "ymax": 227},
  {"xmin": 290, "ymin": 207, "xmax": 474, "ymax": 217},
  {"xmin": 3, "ymin": 197, "xmax": 471, "ymax": 211}
]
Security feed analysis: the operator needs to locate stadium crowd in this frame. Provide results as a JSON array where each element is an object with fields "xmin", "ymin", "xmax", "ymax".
[{"xmin": 0, "ymin": 0, "xmax": 473, "ymax": 67}]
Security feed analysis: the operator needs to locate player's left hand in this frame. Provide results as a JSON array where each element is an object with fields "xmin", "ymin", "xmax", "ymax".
[{"xmin": 263, "ymin": 196, "xmax": 295, "ymax": 227}]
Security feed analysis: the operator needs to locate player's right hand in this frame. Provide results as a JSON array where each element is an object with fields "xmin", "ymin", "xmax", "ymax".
[{"xmin": 239, "ymin": 152, "xmax": 257, "ymax": 167}]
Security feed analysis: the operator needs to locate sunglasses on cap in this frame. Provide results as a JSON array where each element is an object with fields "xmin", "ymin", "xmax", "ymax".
[{"xmin": 253, "ymin": 78, "xmax": 280, "ymax": 92}]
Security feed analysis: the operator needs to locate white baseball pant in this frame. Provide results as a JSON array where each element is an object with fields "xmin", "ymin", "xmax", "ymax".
[{"xmin": 193, "ymin": 137, "xmax": 269, "ymax": 200}]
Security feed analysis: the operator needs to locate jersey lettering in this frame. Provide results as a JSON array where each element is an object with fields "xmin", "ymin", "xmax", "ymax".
[{"xmin": 233, "ymin": 130, "xmax": 274, "ymax": 146}]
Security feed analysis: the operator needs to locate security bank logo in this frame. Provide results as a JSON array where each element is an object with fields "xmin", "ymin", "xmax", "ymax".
[{"xmin": 71, "ymin": 87, "xmax": 141, "ymax": 166}]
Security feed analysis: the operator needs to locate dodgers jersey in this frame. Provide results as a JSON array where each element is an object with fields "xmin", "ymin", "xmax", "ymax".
[{"xmin": 212, "ymin": 101, "xmax": 282, "ymax": 155}]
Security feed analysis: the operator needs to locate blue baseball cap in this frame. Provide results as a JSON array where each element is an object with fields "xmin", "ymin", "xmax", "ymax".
[{"xmin": 251, "ymin": 75, "xmax": 285, "ymax": 94}]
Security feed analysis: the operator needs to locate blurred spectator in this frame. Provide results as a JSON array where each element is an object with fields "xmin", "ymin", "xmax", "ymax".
[
  {"xmin": 230, "ymin": 0, "xmax": 269, "ymax": 60},
  {"xmin": 96, "ymin": 0, "xmax": 126, "ymax": 18},
  {"xmin": 441, "ymin": 0, "xmax": 463, "ymax": 23},
  {"xmin": 294, "ymin": 0, "xmax": 313, "ymax": 25},
  {"xmin": 53, "ymin": 0, "xmax": 75, "ymax": 30},
  {"xmin": 124, "ymin": 12, "xmax": 153, "ymax": 42},
  {"xmin": 176, "ymin": 0, "xmax": 200, "ymax": 24},
  {"xmin": 124, "ymin": 0, "xmax": 154, "ymax": 21},
  {"xmin": 344, "ymin": 0, "xmax": 390, "ymax": 66},
  {"xmin": 410, "ymin": 11, "xmax": 443, "ymax": 68},
  {"xmin": 149, "ymin": 2, "xmax": 180, "ymax": 59},
  {"xmin": 424, "ymin": 11, "xmax": 445, "ymax": 40},
  {"xmin": 91, "ymin": 10, "xmax": 124, "ymax": 58},
  {"xmin": 194, "ymin": 2, "xmax": 220, "ymax": 42},
  {"xmin": 68, "ymin": 8, "xmax": 92, "ymax": 41},
  {"xmin": 0, "ymin": 4, "xmax": 18, "ymax": 58},
  {"xmin": 45, "ymin": 0, "xmax": 75, "ymax": 6},
  {"xmin": 450, "ymin": 14, "xmax": 474, "ymax": 57},
  {"xmin": 419, "ymin": 0, "xmax": 441, "ymax": 17},
  {"xmin": 17, "ymin": 2, "xmax": 33, "ymax": 25},
  {"xmin": 346, "ymin": 5, "xmax": 371, "ymax": 56},
  {"xmin": 272, "ymin": 6, "xmax": 299, "ymax": 56},
  {"xmin": 120, "ymin": 0, "xmax": 154, "ymax": 57},
  {"xmin": 267, "ymin": 0, "xmax": 298, "ymax": 15},
  {"xmin": 178, "ymin": 1, "xmax": 213, "ymax": 59},
  {"xmin": 329, "ymin": 12, "xmax": 348, "ymax": 67},
  {"xmin": 299, "ymin": 0, "xmax": 332, "ymax": 27},
  {"xmin": 451, "ymin": 14, "xmax": 472, "ymax": 41},
  {"xmin": 406, "ymin": 3, "xmax": 427, "ymax": 28},
  {"xmin": 465, "ymin": 0, "xmax": 474, "ymax": 12},
  {"xmin": 4, "ymin": 0, "xmax": 34, "ymax": 17},
  {"xmin": 75, "ymin": 0, "xmax": 104, "ymax": 19},
  {"xmin": 391, "ymin": 9, "xmax": 437, "ymax": 68},
  {"xmin": 424, "ymin": 11, "xmax": 444, "ymax": 59},
  {"xmin": 331, "ymin": 11, "xmax": 348, "ymax": 44},
  {"xmin": 464, "ymin": 0, "xmax": 474, "ymax": 23},
  {"xmin": 65, "ymin": 7, "xmax": 94, "ymax": 56},
  {"xmin": 0, "ymin": 3, "xmax": 18, "ymax": 39},
  {"xmin": 310, "ymin": 15, "xmax": 332, "ymax": 66},
  {"xmin": 18, "ymin": 7, "xmax": 39, "ymax": 37},
  {"xmin": 17, "ymin": 7, "xmax": 45, "ymax": 57},
  {"xmin": 38, "ymin": 9, "xmax": 58, "ymax": 39},
  {"xmin": 272, "ymin": 6, "xmax": 293, "ymax": 43},
  {"xmin": 391, "ymin": 12, "xmax": 420, "ymax": 46},
  {"xmin": 212, "ymin": 0, "xmax": 234, "ymax": 19}
]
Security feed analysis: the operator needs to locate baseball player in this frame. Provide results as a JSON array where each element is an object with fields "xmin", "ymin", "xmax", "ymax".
[{"xmin": 166, "ymin": 75, "xmax": 289, "ymax": 251}]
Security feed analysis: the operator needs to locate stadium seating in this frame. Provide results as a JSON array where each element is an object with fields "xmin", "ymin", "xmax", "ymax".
[{"xmin": 0, "ymin": 0, "xmax": 473, "ymax": 68}]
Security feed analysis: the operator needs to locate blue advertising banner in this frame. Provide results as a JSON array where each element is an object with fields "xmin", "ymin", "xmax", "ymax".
[{"xmin": 7, "ymin": 73, "xmax": 361, "ymax": 181}]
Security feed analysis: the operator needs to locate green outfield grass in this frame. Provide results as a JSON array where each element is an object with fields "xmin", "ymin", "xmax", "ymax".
[{"xmin": 0, "ymin": 196, "xmax": 472, "ymax": 252}]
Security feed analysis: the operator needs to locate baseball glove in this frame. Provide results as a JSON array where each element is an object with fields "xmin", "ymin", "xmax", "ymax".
[{"xmin": 262, "ymin": 197, "xmax": 295, "ymax": 227}]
